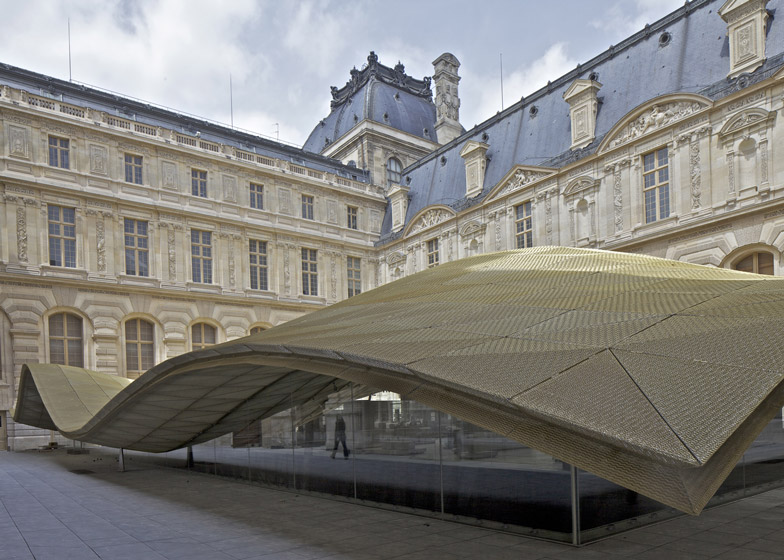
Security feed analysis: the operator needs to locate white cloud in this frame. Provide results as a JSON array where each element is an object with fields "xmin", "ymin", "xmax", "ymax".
[
  {"xmin": 465, "ymin": 43, "xmax": 578, "ymax": 128},
  {"xmin": 590, "ymin": 0, "xmax": 685, "ymax": 38}
]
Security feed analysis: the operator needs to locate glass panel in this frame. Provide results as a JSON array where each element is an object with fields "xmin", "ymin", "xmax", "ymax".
[
  {"xmin": 49, "ymin": 339, "xmax": 65, "ymax": 365},
  {"xmin": 578, "ymin": 468, "xmax": 677, "ymax": 543},
  {"xmin": 442, "ymin": 414, "xmax": 572, "ymax": 540},
  {"xmin": 139, "ymin": 320, "xmax": 153, "ymax": 341},
  {"xmin": 67, "ymin": 338, "xmax": 83, "ymax": 367},
  {"xmin": 49, "ymin": 314, "xmax": 64, "ymax": 337},
  {"xmin": 758, "ymin": 253, "xmax": 774, "ymax": 275},
  {"xmin": 126, "ymin": 343, "xmax": 139, "ymax": 372}
]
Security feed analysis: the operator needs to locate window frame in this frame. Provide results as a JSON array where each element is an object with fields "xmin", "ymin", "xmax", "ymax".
[
  {"xmin": 515, "ymin": 201, "xmax": 533, "ymax": 249},
  {"xmin": 301, "ymin": 194, "xmax": 314, "ymax": 220},
  {"xmin": 347, "ymin": 256, "xmax": 361, "ymax": 297},
  {"xmin": 642, "ymin": 147, "xmax": 670, "ymax": 224},
  {"xmin": 301, "ymin": 248, "xmax": 318, "ymax": 296},
  {"xmin": 191, "ymin": 229, "xmax": 213, "ymax": 284},
  {"xmin": 427, "ymin": 238, "xmax": 439, "ymax": 268},
  {"xmin": 347, "ymin": 206, "xmax": 358, "ymax": 230},
  {"xmin": 125, "ymin": 318, "xmax": 155, "ymax": 377},
  {"xmin": 47, "ymin": 205, "xmax": 77, "ymax": 268},
  {"xmin": 191, "ymin": 322, "xmax": 217, "ymax": 351},
  {"xmin": 48, "ymin": 312, "xmax": 83, "ymax": 367},
  {"xmin": 124, "ymin": 218, "xmax": 149, "ymax": 276},
  {"xmin": 387, "ymin": 157, "xmax": 402, "ymax": 187},
  {"xmin": 48, "ymin": 135, "xmax": 70, "ymax": 169},
  {"xmin": 249, "ymin": 182, "xmax": 264, "ymax": 210},
  {"xmin": 733, "ymin": 251, "xmax": 775, "ymax": 275},
  {"xmin": 191, "ymin": 169, "xmax": 208, "ymax": 198},
  {"xmin": 124, "ymin": 153, "xmax": 143, "ymax": 185},
  {"xmin": 249, "ymin": 239, "xmax": 269, "ymax": 291}
]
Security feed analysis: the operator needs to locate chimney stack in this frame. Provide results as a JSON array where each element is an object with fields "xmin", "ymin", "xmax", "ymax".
[{"xmin": 432, "ymin": 53, "xmax": 463, "ymax": 145}]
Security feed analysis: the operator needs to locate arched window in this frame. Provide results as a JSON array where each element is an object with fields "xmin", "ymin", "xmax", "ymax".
[
  {"xmin": 126, "ymin": 319, "xmax": 154, "ymax": 378},
  {"xmin": 192, "ymin": 323, "xmax": 217, "ymax": 350},
  {"xmin": 734, "ymin": 252, "xmax": 774, "ymax": 275},
  {"xmin": 386, "ymin": 157, "xmax": 402, "ymax": 187},
  {"xmin": 49, "ymin": 313, "xmax": 83, "ymax": 367},
  {"xmin": 249, "ymin": 326, "xmax": 266, "ymax": 336}
]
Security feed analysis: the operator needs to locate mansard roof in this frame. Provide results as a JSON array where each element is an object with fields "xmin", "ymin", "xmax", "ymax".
[
  {"xmin": 303, "ymin": 52, "xmax": 438, "ymax": 153},
  {"xmin": 0, "ymin": 62, "xmax": 367, "ymax": 182},
  {"xmin": 378, "ymin": 0, "xmax": 784, "ymax": 241}
]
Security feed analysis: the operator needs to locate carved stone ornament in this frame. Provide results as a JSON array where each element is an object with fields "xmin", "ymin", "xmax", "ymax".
[
  {"xmin": 459, "ymin": 220, "xmax": 487, "ymax": 239},
  {"xmin": 278, "ymin": 188, "xmax": 292, "ymax": 215},
  {"xmin": 718, "ymin": 107, "xmax": 773, "ymax": 139},
  {"xmin": 609, "ymin": 100, "xmax": 709, "ymax": 148},
  {"xmin": 499, "ymin": 167, "xmax": 553, "ymax": 197},
  {"xmin": 408, "ymin": 208, "xmax": 454, "ymax": 235},
  {"xmin": 167, "ymin": 229, "xmax": 176, "ymax": 281},
  {"xmin": 563, "ymin": 176, "xmax": 599, "ymax": 198},
  {"xmin": 222, "ymin": 175, "xmax": 237, "ymax": 203},
  {"xmin": 690, "ymin": 138, "xmax": 702, "ymax": 210},
  {"xmin": 162, "ymin": 161, "xmax": 178, "ymax": 190},
  {"xmin": 90, "ymin": 144, "xmax": 108, "ymax": 175},
  {"xmin": 8, "ymin": 124, "xmax": 30, "ymax": 159},
  {"xmin": 96, "ymin": 218, "xmax": 106, "ymax": 272},
  {"xmin": 16, "ymin": 206, "xmax": 27, "ymax": 262},
  {"xmin": 386, "ymin": 252, "xmax": 406, "ymax": 266}
]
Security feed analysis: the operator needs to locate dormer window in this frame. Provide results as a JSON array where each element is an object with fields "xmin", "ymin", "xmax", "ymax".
[{"xmin": 387, "ymin": 157, "xmax": 402, "ymax": 187}]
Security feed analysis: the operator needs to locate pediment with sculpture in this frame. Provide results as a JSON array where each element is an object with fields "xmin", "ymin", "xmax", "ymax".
[
  {"xmin": 719, "ymin": 107, "xmax": 774, "ymax": 139},
  {"xmin": 599, "ymin": 94, "xmax": 712, "ymax": 153},
  {"xmin": 563, "ymin": 176, "xmax": 599, "ymax": 198},
  {"xmin": 486, "ymin": 164, "xmax": 556, "ymax": 202},
  {"xmin": 404, "ymin": 205, "xmax": 456, "ymax": 236}
]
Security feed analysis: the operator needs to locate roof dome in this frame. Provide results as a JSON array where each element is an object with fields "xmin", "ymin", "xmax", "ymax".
[{"xmin": 304, "ymin": 52, "xmax": 437, "ymax": 153}]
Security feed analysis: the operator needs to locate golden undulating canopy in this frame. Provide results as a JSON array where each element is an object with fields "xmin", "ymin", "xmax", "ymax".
[{"xmin": 14, "ymin": 247, "xmax": 784, "ymax": 514}]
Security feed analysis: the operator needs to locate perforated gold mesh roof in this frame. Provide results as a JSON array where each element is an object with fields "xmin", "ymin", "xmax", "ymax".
[{"xmin": 14, "ymin": 247, "xmax": 784, "ymax": 514}]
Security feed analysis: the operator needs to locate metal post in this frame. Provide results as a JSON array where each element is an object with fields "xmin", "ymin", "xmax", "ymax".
[
  {"xmin": 186, "ymin": 445, "xmax": 194, "ymax": 468},
  {"xmin": 350, "ymin": 384, "xmax": 357, "ymax": 499},
  {"xmin": 118, "ymin": 448, "xmax": 125, "ymax": 472},
  {"xmin": 570, "ymin": 464, "xmax": 581, "ymax": 546},
  {"xmin": 438, "ymin": 411, "xmax": 444, "ymax": 516}
]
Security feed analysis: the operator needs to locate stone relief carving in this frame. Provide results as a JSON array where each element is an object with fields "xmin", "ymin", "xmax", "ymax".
[
  {"xmin": 162, "ymin": 161, "xmax": 177, "ymax": 190},
  {"xmin": 760, "ymin": 137, "xmax": 769, "ymax": 183},
  {"xmin": 500, "ymin": 168, "xmax": 551, "ymax": 196},
  {"xmin": 283, "ymin": 245, "xmax": 291, "ymax": 295},
  {"xmin": 605, "ymin": 161, "xmax": 628, "ymax": 233},
  {"xmin": 96, "ymin": 218, "xmax": 106, "ymax": 272},
  {"xmin": 568, "ymin": 201, "xmax": 576, "ymax": 244},
  {"xmin": 387, "ymin": 252, "xmax": 406, "ymax": 266},
  {"xmin": 370, "ymin": 209, "xmax": 381, "ymax": 232},
  {"xmin": 545, "ymin": 193, "xmax": 554, "ymax": 245},
  {"xmin": 90, "ymin": 144, "xmax": 108, "ymax": 175},
  {"xmin": 8, "ymin": 125, "xmax": 29, "ymax": 158},
  {"xmin": 727, "ymin": 151, "xmax": 736, "ymax": 197},
  {"xmin": 330, "ymin": 253, "xmax": 337, "ymax": 299},
  {"xmin": 167, "ymin": 228, "xmax": 176, "ymax": 281},
  {"xmin": 279, "ymin": 188, "xmax": 292, "ymax": 215},
  {"xmin": 327, "ymin": 199, "xmax": 338, "ymax": 224},
  {"xmin": 689, "ymin": 137, "xmax": 702, "ymax": 210},
  {"xmin": 16, "ymin": 206, "xmax": 27, "ymax": 262},
  {"xmin": 436, "ymin": 83, "xmax": 460, "ymax": 121},
  {"xmin": 494, "ymin": 211, "xmax": 502, "ymax": 250},
  {"xmin": 222, "ymin": 175, "xmax": 237, "ymax": 203},
  {"xmin": 409, "ymin": 208, "xmax": 453, "ymax": 234},
  {"xmin": 720, "ymin": 108, "xmax": 770, "ymax": 138},
  {"xmin": 610, "ymin": 101, "xmax": 707, "ymax": 148}
]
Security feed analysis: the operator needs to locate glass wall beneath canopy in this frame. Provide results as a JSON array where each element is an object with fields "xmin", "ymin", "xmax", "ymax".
[{"xmin": 126, "ymin": 387, "xmax": 784, "ymax": 545}]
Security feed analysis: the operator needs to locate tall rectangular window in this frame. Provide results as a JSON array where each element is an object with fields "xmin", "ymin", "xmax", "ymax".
[
  {"xmin": 49, "ymin": 313, "xmax": 83, "ymax": 367},
  {"xmin": 48, "ymin": 136, "xmax": 70, "ymax": 169},
  {"xmin": 302, "ymin": 195, "xmax": 314, "ymax": 220},
  {"xmin": 191, "ymin": 230, "xmax": 212, "ymax": 283},
  {"xmin": 124, "ymin": 154, "xmax": 143, "ymax": 184},
  {"xmin": 250, "ymin": 183, "xmax": 264, "ymax": 210},
  {"xmin": 347, "ymin": 206, "xmax": 358, "ymax": 230},
  {"xmin": 347, "ymin": 256, "xmax": 361, "ymax": 297},
  {"xmin": 124, "ymin": 218, "xmax": 149, "ymax": 276},
  {"xmin": 48, "ymin": 205, "xmax": 76, "ymax": 267},
  {"xmin": 515, "ymin": 201, "xmax": 533, "ymax": 249},
  {"xmin": 249, "ymin": 240, "xmax": 268, "ymax": 291},
  {"xmin": 427, "ymin": 238, "xmax": 439, "ymax": 268},
  {"xmin": 125, "ymin": 318, "xmax": 154, "ymax": 378},
  {"xmin": 191, "ymin": 169, "xmax": 207, "ymax": 198},
  {"xmin": 643, "ymin": 147, "xmax": 670, "ymax": 224},
  {"xmin": 301, "ymin": 248, "xmax": 318, "ymax": 296}
]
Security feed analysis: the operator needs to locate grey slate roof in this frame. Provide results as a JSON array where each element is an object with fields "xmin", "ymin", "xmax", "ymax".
[
  {"xmin": 303, "ymin": 52, "xmax": 438, "ymax": 153},
  {"xmin": 378, "ymin": 0, "xmax": 784, "ymax": 241},
  {"xmin": 0, "ymin": 63, "xmax": 367, "ymax": 182}
]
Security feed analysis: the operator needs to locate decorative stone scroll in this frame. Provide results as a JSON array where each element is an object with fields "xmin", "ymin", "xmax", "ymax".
[{"xmin": 16, "ymin": 206, "xmax": 27, "ymax": 262}]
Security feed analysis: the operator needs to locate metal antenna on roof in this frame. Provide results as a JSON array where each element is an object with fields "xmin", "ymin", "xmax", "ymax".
[
  {"xmin": 229, "ymin": 73, "xmax": 234, "ymax": 128},
  {"xmin": 68, "ymin": 18, "xmax": 72, "ymax": 81},
  {"xmin": 500, "ymin": 53, "xmax": 504, "ymax": 111},
  {"xmin": 274, "ymin": 123, "xmax": 279, "ymax": 142}
]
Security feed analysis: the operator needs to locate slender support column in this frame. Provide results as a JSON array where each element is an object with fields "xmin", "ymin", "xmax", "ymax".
[
  {"xmin": 571, "ymin": 464, "xmax": 581, "ymax": 546},
  {"xmin": 118, "ymin": 448, "xmax": 125, "ymax": 472},
  {"xmin": 186, "ymin": 445, "xmax": 194, "ymax": 468}
]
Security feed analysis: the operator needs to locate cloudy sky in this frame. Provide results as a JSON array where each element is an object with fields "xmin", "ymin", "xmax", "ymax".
[{"xmin": 2, "ymin": 0, "xmax": 684, "ymax": 147}]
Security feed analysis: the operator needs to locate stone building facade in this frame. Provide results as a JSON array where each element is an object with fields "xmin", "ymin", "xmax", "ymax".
[{"xmin": 2, "ymin": 0, "xmax": 783, "ymax": 451}]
